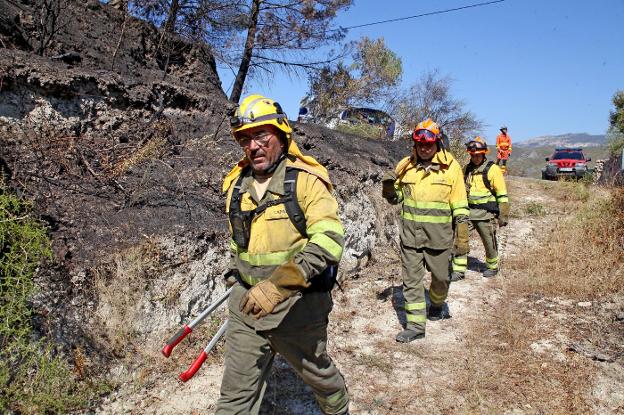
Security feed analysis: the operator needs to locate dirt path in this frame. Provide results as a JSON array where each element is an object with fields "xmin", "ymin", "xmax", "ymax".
[{"xmin": 99, "ymin": 177, "xmax": 623, "ymax": 414}]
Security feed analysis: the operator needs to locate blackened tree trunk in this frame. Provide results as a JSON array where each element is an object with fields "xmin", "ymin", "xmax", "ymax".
[{"xmin": 229, "ymin": 0, "xmax": 260, "ymax": 103}]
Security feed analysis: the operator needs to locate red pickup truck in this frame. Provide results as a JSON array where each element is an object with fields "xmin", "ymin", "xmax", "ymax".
[{"xmin": 541, "ymin": 148, "xmax": 591, "ymax": 180}]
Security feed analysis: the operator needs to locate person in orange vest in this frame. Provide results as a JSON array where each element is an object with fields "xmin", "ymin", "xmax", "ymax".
[{"xmin": 496, "ymin": 126, "xmax": 512, "ymax": 167}]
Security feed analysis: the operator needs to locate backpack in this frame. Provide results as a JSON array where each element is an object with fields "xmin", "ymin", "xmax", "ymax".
[
  {"xmin": 228, "ymin": 165, "xmax": 339, "ymax": 291},
  {"xmin": 464, "ymin": 161, "xmax": 499, "ymax": 215}
]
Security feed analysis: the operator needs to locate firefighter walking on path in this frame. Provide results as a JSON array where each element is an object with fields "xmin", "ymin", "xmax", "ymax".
[
  {"xmin": 381, "ymin": 119, "xmax": 470, "ymax": 343},
  {"xmin": 216, "ymin": 94, "xmax": 349, "ymax": 414},
  {"xmin": 496, "ymin": 126, "xmax": 512, "ymax": 171},
  {"xmin": 451, "ymin": 137, "xmax": 509, "ymax": 281}
]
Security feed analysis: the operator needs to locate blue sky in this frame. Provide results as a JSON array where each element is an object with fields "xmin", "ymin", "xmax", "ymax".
[{"xmin": 218, "ymin": 0, "xmax": 624, "ymax": 143}]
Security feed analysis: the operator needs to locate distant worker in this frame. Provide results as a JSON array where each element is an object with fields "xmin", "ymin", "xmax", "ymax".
[
  {"xmin": 451, "ymin": 137, "xmax": 509, "ymax": 281},
  {"xmin": 381, "ymin": 119, "xmax": 469, "ymax": 343},
  {"xmin": 217, "ymin": 94, "xmax": 349, "ymax": 414},
  {"xmin": 496, "ymin": 126, "xmax": 512, "ymax": 171}
]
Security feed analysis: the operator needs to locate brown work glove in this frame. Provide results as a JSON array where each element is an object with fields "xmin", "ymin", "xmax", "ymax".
[
  {"xmin": 498, "ymin": 202, "xmax": 510, "ymax": 227},
  {"xmin": 454, "ymin": 221, "xmax": 470, "ymax": 256},
  {"xmin": 239, "ymin": 260, "xmax": 308, "ymax": 319},
  {"xmin": 382, "ymin": 171, "xmax": 398, "ymax": 202}
]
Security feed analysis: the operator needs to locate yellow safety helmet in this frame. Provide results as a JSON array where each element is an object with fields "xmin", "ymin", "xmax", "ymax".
[
  {"xmin": 466, "ymin": 136, "xmax": 490, "ymax": 154},
  {"xmin": 412, "ymin": 118, "xmax": 441, "ymax": 143},
  {"xmin": 230, "ymin": 94, "xmax": 292, "ymax": 140}
]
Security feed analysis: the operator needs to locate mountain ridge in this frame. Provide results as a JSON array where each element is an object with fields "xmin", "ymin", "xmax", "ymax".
[{"xmin": 515, "ymin": 132, "xmax": 606, "ymax": 148}]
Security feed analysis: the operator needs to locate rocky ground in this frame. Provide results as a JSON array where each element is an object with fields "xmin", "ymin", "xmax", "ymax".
[{"xmin": 97, "ymin": 176, "xmax": 624, "ymax": 414}]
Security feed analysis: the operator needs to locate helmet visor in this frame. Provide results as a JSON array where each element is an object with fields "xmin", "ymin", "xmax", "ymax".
[{"xmin": 413, "ymin": 129, "xmax": 437, "ymax": 142}]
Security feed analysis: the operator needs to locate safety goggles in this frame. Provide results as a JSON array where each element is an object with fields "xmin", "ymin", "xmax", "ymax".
[
  {"xmin": 236, "ymin": 130, "xmax": 275, "ymax": 147},
  {"xmin": 412, "ymin": 129, "xmax": 437, "ymax": 143}
]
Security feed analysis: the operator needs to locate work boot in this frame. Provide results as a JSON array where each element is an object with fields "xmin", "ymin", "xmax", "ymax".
[
  {"xmin": 483, "ymin": 268, "xmax": 498, "ymax": 278},
  {"xmin": 395, "ymin": 328, "xmax": 425, "ymax": 343},
  {"xmin": 450, "ymin": 271, "xmax": 465, "ymax": 282},
  {"xmin": 427, "ymin": 303, "xmax": 451, "ymax": 321}
]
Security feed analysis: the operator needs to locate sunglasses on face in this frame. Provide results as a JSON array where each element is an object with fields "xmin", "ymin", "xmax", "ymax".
[
  {"xmin": 236, "ymin": 130, "xmax": 274, "ymax": 147},
  {"xmin": 412, "ymin": 129, "xmax": 437, "ymax": 142}
]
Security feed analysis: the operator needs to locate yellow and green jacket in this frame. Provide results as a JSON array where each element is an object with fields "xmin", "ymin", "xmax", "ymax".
[
  {"xmin": 464, "ymin": 159, "xmax": 509, "ymax": 221},
  {"xmin": 389, "ymin": 149, "xmax": 469, "ymax": 250},
  {"xmin": 223, "ymin": 155, "xmax": 344, "ymax": 330}
]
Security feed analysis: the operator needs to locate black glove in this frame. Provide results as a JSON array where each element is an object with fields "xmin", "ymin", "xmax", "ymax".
[
  {"xmin": 382, "ymin": 171, "xmax": 397, "ymax": 202},
  {"xmin": 223, "ymin": 269, "xmax": 239, "ymax": 287}
]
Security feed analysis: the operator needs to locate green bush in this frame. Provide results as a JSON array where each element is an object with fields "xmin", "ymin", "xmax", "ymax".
[
  {"xmin": 0, "ymin": 189, "xmax": 106, "ymax": 414},
  {"xmin": 335, "ymin": 121, "xmax": 387, "ymax": 139}
]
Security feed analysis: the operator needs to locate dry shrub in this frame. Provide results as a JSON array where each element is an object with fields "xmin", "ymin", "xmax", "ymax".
[
  {"xmin": 93, "ymin": 238, "xmax": 162, "ymax": 355},
  {"xmin": 108, "ymin": 119, "xmax": 173, "ymax": 177},
  {"xmin": 453, "ymin": 295, "xmax": 593, "ymax": 413},
  {"xmin": 507, "ymin": 187, "xmax": 624, "ymax": 299}
]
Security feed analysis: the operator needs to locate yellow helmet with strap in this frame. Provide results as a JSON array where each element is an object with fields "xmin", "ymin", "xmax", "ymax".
[{"xmin": 230, "ymin": 94, "xmax": 292, "ymax": 140}]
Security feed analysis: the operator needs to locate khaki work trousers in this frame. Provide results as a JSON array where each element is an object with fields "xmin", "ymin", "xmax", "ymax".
[
  {"xmin": 452, "ymin": 219, "xmax": 499, "ymax": 274},
  {"xmin": 401, "ymin": 244, "xmax": 451, "ymax": 334},
  {"xmin": 215, "ymin": 288, "xmax": 349, "ymax": 415}
]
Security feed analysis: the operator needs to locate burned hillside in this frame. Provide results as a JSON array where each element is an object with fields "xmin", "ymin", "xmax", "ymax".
[{"xmin": 0, "ymin": 0, "xmax": 406, "ymax": 383}]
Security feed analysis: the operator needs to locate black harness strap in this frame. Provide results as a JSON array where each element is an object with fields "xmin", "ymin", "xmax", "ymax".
[
  {"xmin": 229, "ymin": 166, "xmax": 308, "ymax": 240},
  {"xmin": 283, "ymin": 168, "xmax": 307, "ymax": 237}
]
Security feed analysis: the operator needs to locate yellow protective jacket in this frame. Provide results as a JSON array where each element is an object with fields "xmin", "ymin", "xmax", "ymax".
[
  {"xmin": 465, "ymin": 159, "xmax": 509, "ymax": 221},
  {"xmin": 223, "ymin": 154, "xmax": 344, "ymax": 330},
  {"xmin": 389, "ymin": 149, "xmax": 469, "ymax": 250}
]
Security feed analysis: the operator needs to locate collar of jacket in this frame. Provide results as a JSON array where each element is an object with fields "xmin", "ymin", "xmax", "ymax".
[
  {"xmin": 468, "ymin": 156, "xmax": 488, "ymax": 173},
  {"xmin": 238, "ymin": 157, "xmax": 288, "ymax": 198}
]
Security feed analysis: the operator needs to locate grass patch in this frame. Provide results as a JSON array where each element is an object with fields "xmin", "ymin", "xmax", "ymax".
[
  {"xmin": 0, "ymin": 188, "xmax": 108, "ymax": 413},
  {"xmin": 334, "ymin": 122, "xmax": 388, "ymax": 140},
  {"xmin": 509, "ymin": 187, "xmax": 623, "ymax": 299},
  {"xmin": 524, "ymin": 201, "xmax": 546, "ymax": 216}
]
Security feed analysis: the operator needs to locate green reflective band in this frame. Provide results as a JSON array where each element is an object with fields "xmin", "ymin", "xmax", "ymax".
[
  {"xmin": 317, "ymin": 389, "xmax": 349, "ymax": 413},
  {"xmin": 405, "ymin": 301, "xmax": 426, "ymax": 311},
  {"xmin": 309, "ymin": 233, "xmax": 343, "ymax": 261},
  {"xmin": 240, "ymin": 273, "xmax": 264, "ymax": 286},
  {"xmin": 230, "ymin": 240, "xmax": 238, "ymax": 252},
  {"xmin": 406, "ymin": 314, "xmax": 427, "ymax": 323},
  {"xmin": 495, "ymin": 192, "xmax": 508, "ymax": 198},
  {"xmin": 403, "ymin": 198, "xmax": 450, "ymax": 210},
  {"xmin": 452, "ymin": 263, "xmax": 467, "ymax": 272},
  {"xmin": 486, "ymin": 256, "xmax": 499, "ymax": 264},
  {"xmin": 469, "ymin": 190, "xmax": 492, "ymax": 197},
  {"xmin": 239, "ymin": 246, "xmax": 302, "ymax": 266},
  {"xmin": 453, "ymin": 208, "xmax": 470, "ymax": 216},
  {"xmin": 429, "ymin": 289, "xmax": 446, "ymax": 303},
  {"xmin": 400, "ymin": 211, "xmax": 452, "ymax": 223},
  {"xmin": 468, "ymin": 197, "xmax": 496, "ymax": 205},
  {"xmin": 453, "ymin": 257, "xmax": 467, "ymax": 265},
  {"xmin": 307, "ymin": 219, "xmax": 344, "ymax": 236},
  {"xmin": 497, "ymin": 196, "xmax": 509, "ymax": 203},
  {"xmin": 450, "ymin": 201, "xmax": 469, "ymax": 209}
]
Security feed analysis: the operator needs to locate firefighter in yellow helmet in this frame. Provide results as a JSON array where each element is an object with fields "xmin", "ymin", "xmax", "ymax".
[
  {"xmin": 216, "ymin": 95, "xmax": 349, "ymax": 414},
  {"xmin": 450, "ymin": 137, "xmax": 509, "ymax": 281},
  {"xmin": 381, "ymin": 119, "xmax": 469, "ymax": 342}
]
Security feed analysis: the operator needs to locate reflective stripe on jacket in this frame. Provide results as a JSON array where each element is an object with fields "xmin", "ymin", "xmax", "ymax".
[
  {"xmin": 225, "ymin": 157, "xmax": 344, "ymax": 288},
  {"xmin": 466, "ymin": 160, "xmax": 509, "ymax": 221},
  {"xmin": 392, "ymin": 150, "xmax": 469, "ymax": 249}
]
